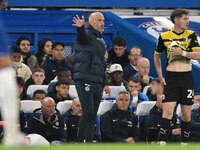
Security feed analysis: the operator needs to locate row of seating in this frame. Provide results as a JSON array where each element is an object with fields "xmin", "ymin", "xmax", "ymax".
[
  {"xmin": 26, "ymin": 85, "xmax": 126, "ymax": 99},
  {"xmin": 21, "ymin": 99, "xmax": 200, "ymax": 117},
  {"xmin": 20, "ymin": 100, "xmax": 115, "ymax": 115},
  {"xmin": 136, "ymin": 101, "xmax": 200, "ymax": 116}
]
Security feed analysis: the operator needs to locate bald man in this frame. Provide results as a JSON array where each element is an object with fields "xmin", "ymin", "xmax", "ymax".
[
  {"xmin": 72, "ymin": 12, "xmax": 110, "ymax": 142},
  {"xmin": 27, "ymin": 97, "xmax": 65, "ymax": 143},
  {"xmin": 135, "ymin": 57, "xmax": 154, "ymax": 91},
  {"xmin": 64, "ymin": 97, "xmax": 82, "ymax": 142}
]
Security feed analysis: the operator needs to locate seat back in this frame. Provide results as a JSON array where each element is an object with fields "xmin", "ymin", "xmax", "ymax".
[
  {"xmin": 97, "ymin": 101, "xmax": 115, "ymax": 115},
  {"xmin": 56, "ymin": 100, "xmax": 72, "ymax": 115},
  {"xmin": 26, "ymin": 85, "xmax": 48, "ymax": 97},
  {"xmin": 20, "ymin": 100, "xmax": 42, "ymax": 113},
  {"xmin": 102, "ymin": 86, "xmax": 126, "ymax": 100},
  {"xmin": 136, "ymin": 101, "xmax": 156, "ymax": 116},
  {"xmin": 143, "ymin": 85, "xmax": 150, "ymax": 94},
  {"xmin": 69, "ymin": 85, "xmax": 78, "ymax": 98}
]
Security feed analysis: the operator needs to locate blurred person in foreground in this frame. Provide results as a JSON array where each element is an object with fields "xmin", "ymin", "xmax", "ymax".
[{"xmin": 0, "ymin": 1, "xmax": 27, "ymax": 146}]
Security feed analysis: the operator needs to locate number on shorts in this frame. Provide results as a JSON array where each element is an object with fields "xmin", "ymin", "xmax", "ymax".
[{"xmin": 187, "ymin": 89, "xmax": 194, "ymax": 98}]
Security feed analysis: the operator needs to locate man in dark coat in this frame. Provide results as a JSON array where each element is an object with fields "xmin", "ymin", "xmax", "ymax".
[{"xmin": 72, "ymin": 12, "xmax": 110, "ymax": 142}]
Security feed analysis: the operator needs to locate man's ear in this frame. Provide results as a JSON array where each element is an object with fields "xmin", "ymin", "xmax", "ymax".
[{"xmin": 55, "ymin": 85, "xmax": 59, "ymax": 91}]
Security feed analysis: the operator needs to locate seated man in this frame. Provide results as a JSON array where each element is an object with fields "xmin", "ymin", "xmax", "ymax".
[
  {"xmin": 48, "ymin": 79, "xmax": 72, "ymax": 104},
  {"xmin": 123, "ymin": 46, "xmax": 142, "ymax": 81},
  {"xmin": 32, "ymin": 90, "xmax": 46, "ymax": 102},
  {"xmin": 144, "ymin": 78, "xmax": 181, "ymax": 142},
  {"xmin": 42, "ymin": 41, "xmax": 71, "ymax": 84},
  {"xmin": 64, "ymin": 97, "xmax": 82, "ymax": 142},
  {"xmin": 127, "ymin": 77, "xmax": 149, "ymax": 112},
  {"xmin": 27, "ymin": 97, "xmax": 65, "ymax": 143},
  {"xmin": 16, "ymin": 36, "xmax": 39, "ymax": 72},
  {"xmin": 25, "ymin": 68, "xmax": 47, "ymax": 91},
  {"xmin": 107, "ymin": 36, "xmax": 129, "ymax": 68},
  {"xmin": 193, "ymin": 93, "xmax": 200, "ymax": 105},
  {"xmin": 48, "ymin": 68, "xmax": 73, "ymax": 94},
  {"xmin": 190, "ymin": 104, "xmax": 200, "ymax": 141},
  {"xmin": 100, "ymin": 91, "xmax": 140, "ymax": 143},
  {"xmin": 108, "ymin": 64, "xmax": 127, "ymax": 88},
  {"xmin": 64, "ymin": 97, "xmax": 100, "ymax": 142},
  {"xmin": 17, "ymin": 76, "xmax": 31, "ymax": 100},
  {"xmin": 134, "ymin": 57, "xmax": 154, "ymax": 91},
  {"xmin": 10, "ymin": 45, "xmax": 32, "ymax": 82},
  {"xmin": 147, "ymin": 78, "xmax": 163, "ymax": 101}
]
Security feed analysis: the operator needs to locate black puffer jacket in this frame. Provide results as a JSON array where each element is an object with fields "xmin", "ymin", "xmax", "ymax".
[
  {"xmin": 73, "ymin": 23, "xmax": 108, "ymax": 86},
  {"xmin": 42, "ymin": 56, "xmax": 71, "ymax": 84}
]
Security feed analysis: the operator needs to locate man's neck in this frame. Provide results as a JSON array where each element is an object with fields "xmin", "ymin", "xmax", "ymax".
[
  {"xmin": 56, "ymin": 93, "xmax": 63, "ymax": 101},
  {"xmin": 130, "ymin": 63, "xmax": 138, "ymax": 71},
  {"xmin": 173, "ymin": 27, "xmax": 185, "ymax": 34}
]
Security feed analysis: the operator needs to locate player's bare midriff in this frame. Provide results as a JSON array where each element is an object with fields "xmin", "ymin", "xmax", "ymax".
[{"xmin": 167, "ymin": 60, "xmax": 192, "ymax": 72}]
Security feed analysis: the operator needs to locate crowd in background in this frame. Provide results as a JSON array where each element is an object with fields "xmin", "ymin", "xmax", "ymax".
[{"xmin": 1, "ymin": 35, "xmax": 200, "ymax": 145}]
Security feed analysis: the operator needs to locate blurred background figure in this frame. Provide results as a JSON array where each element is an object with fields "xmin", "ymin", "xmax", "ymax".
[
  {"xmin": 10, "ymin": 45, "xmax": 32, "ymax": 82},
  {"xmin": 25, "ymin": 68, "xmax": 47, "ymax": 91},
  {"xmin": 123, "ymin": 46, "xmax": 142, "ymax": 81},
  {"xmin": 64, "ymin": 97, "xmax": 82, "ymax": 142},
  {"xmin": 108, "ymin": 64, "xmax": 127, "ymax": 88},
  {"xmin": 194, "ymin": 93, "xmax": 200, "ymax": 105},
  {"xmin": 107, "ymin": 36, "xmax": 129, "ymax": 68},
  {"xmin": 32, "ymin": 90, "xmax": 46, "ymax": 102},
  {"xmin": 36, "ymin": 38, "xmax": 53, "ymax": 66},
  {"xmin": 16, "ymin": 36, "xmax": 39, "ymax": 72}
]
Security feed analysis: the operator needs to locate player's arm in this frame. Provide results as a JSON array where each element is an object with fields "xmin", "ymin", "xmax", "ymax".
[
  {"xmin": 171, "ymin": 47, "xmax": 200, "ymax": 60},
  {"xmin": 154, "ymin": 53, "xmax": 165, "ymax": 85},
  {"xmin": 154, "ymin": 36, "xmax": 166, "ymax": 85},
  {"xmin": 171, "ymin": 32, "xmax": 200, "ymax": 60}
]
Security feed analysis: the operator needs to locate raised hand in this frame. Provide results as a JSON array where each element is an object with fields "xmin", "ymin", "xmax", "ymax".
[{"xmin": 72, "ymin": 15, "xmax": 85, "ymax": 27}]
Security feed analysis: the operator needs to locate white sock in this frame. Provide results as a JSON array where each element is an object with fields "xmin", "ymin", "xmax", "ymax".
[
  {"xmin": 181, "ymin": 142, "xmax": 188, "ymax": 146},
  {"xmin": 0, "ymin": 67, "xmax": 21, "ymax": 146},
  {"xmin": 159, "ymin": 141, "xmax": 166, "ymax": 146}
]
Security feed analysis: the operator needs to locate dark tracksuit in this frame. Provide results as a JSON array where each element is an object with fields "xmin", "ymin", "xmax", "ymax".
[
  {"xmin": 107, "ymin": 48, "xmax": 129, "ymax": 68},
  {"xmin": 123, "ymin": 63, "xmax": 138, "ymax": 82},
  {"xmin": 73, "ymin": 23, "xmax": 108, "ymax": 142},
  {"xmin": 144, "ymin": 105, "xmax": 180, "ymax": 142},
  {"xmin": 64, "ymin": 109, "xmax": 81, "ymax": 142},
  {"xmin": 42, "ymin": 56, "xmax": 71, "ymax": 84},
  {"xmin": 27, "ymin": 111, "xmax": 65, "ymax": 143},
  {"xmin": 64, "ymin": 109, "xmax": 100, "ymax": 142},
  {"xmin": 190, "ymin": 107, "xmax": 200, "ymax": 141},
  {"xmin": 48, "ymin": 90, "xmax": 72, "ymax": 104},
  {"xmin": 100, "ymin": 108, "xmax": 140, "ymax": 142}
]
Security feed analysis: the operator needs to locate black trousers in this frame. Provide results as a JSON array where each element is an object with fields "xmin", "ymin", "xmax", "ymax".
[{"xmin": 75, "ymin": 80, "xmax": 103, "ymax": 142}]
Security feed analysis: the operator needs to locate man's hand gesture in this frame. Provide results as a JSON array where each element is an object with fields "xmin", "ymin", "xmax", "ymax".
[{"xmin": 72, "ymin": 15, "xmax": 85, "ymax": 27}]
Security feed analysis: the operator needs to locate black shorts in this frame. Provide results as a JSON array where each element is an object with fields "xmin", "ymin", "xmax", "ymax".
[{"xmin": 163, "ymin": 71, "xmax": 194, "ymax": 105}]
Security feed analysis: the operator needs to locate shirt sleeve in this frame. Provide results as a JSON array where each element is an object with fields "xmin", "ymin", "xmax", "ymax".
[
  {"xmin": 154, "ymin": 35, "xmax": 165, "ymax": 55},
  {"xmin": 189, "ymin": 32, "xmax": 200, "ymax": 51}
]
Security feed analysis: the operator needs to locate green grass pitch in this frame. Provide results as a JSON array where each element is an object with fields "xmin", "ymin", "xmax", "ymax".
[{"xmin": 0, "ymin": 143, "xmax": 200, "ymax": 150}]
